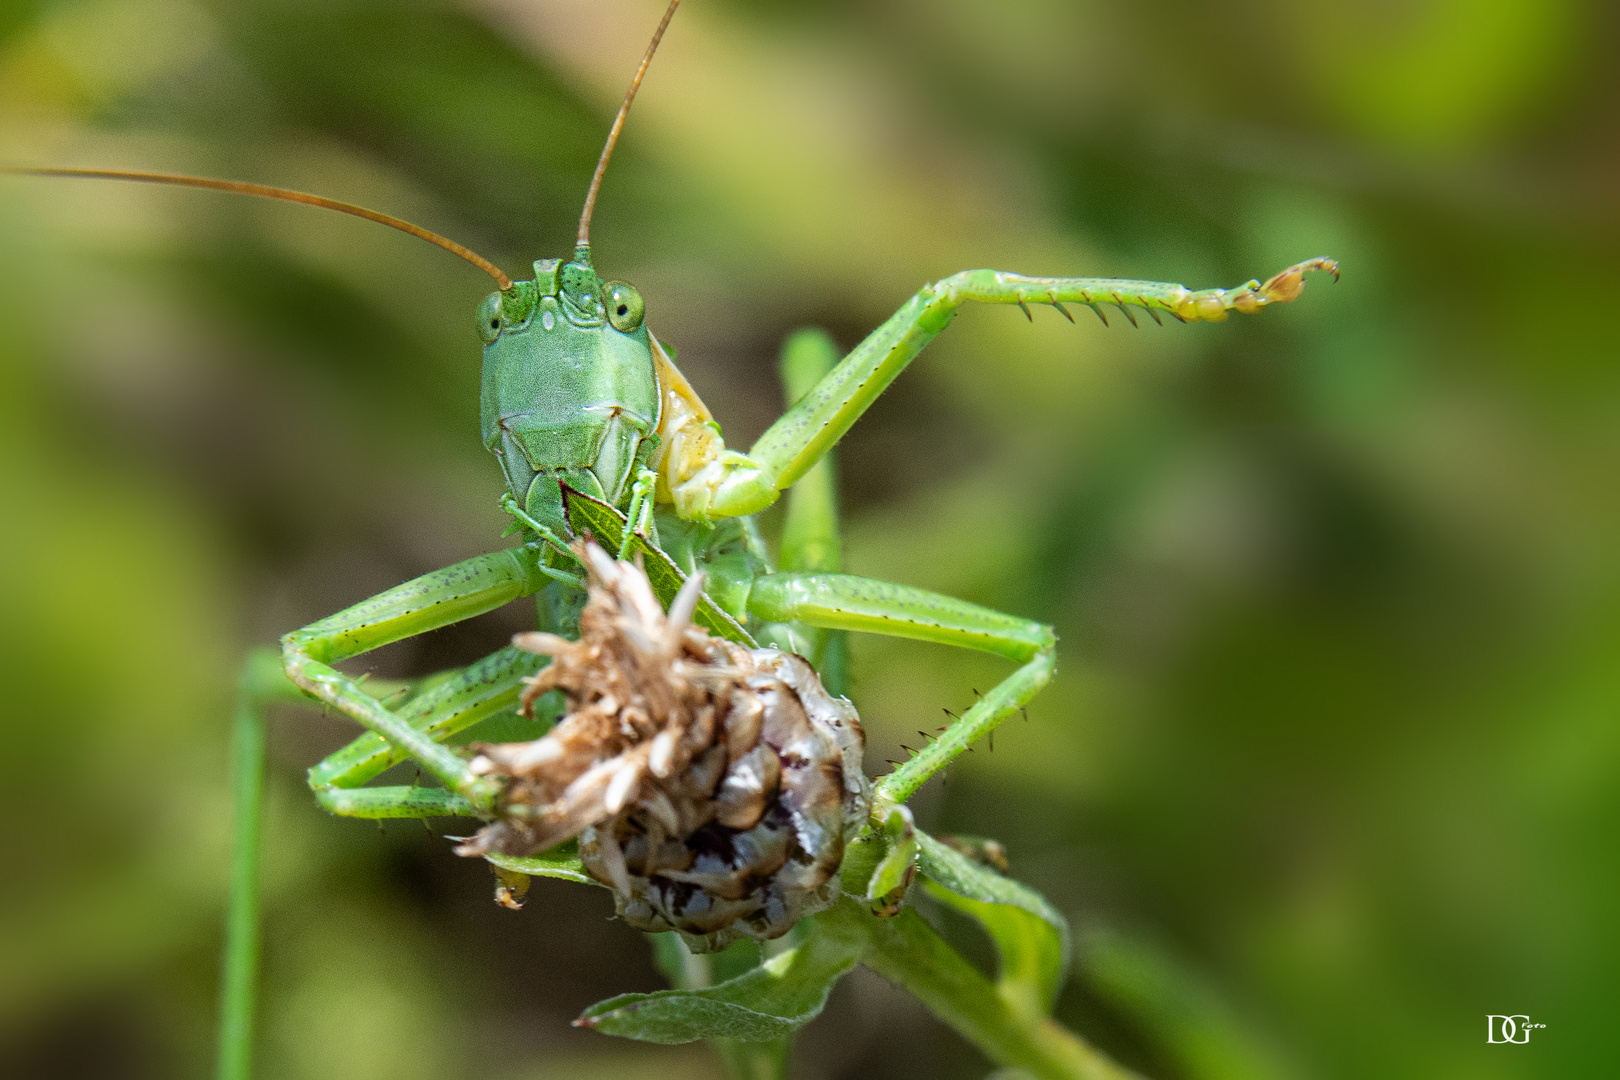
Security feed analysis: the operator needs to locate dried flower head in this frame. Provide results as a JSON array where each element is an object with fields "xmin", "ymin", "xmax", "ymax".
[{"xmin": 457, "ymin": 538, "xmax": 869, "ymax": 948}]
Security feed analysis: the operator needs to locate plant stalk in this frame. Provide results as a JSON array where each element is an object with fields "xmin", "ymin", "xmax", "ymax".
[
  {"xmin": 216, "ymin": 666, "xmax": 269, "ymax": 1080},
  {"xmin": 821, "ymin": 900, "xmax": 1142, "ymax": 1080}
]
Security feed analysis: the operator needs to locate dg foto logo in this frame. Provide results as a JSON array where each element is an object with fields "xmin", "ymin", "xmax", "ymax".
[{"xmin": 1487, "ymin": 1015, "xmax": 1546, "ymax": 1044}]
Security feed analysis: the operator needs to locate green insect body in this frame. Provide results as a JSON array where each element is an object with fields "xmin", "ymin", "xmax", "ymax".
[
  {"xmin": 259, "ymin": 96, "xmax": 1336, "ymax": 1080},
  {"xmin": 4, "ymin": 3, "xmax": 1341, "ymax": 1077}
]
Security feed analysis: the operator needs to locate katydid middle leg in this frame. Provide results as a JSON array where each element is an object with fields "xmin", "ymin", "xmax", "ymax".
[
  {"xmin": 720, "ymin": 326, "xmax": 1055, "ymax": 809},
  {"xmin": 306, "ymin": 644, "xmax": 547, "ymax": 818},
  {"xmin": 279, "ymin": 544, "xmax": 554, "ymax": 807}
]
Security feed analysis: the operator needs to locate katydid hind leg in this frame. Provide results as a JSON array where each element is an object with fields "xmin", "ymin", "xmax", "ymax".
[{"xmin": 743, "ymin": 570, "xmax": 1056, "ymax": 804}]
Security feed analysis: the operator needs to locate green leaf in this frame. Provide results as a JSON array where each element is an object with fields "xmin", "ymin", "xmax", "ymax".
[
  {"xmin": 483, "ymin": 845, "xmax": 596, "ymax": 887},
  {"xmin": 562, "ymin": 486, "xmax": 756, "ymax": 646},
  {"xmin": 916, "ymin": 830, "xmax": 1070, "ymax": 1014},
  {"xmin": 577, "ymin": 915, "xmax": 863, "ymax": 1043}
]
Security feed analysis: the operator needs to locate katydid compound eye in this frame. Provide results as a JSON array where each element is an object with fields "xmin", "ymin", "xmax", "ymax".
[
  {"xmin": 477, "ymin": 292, "xmax": 502, "ymax": 344},
  {"xmin": 603, "ymin": 281, "xmax": 645, "ymax": 332}
]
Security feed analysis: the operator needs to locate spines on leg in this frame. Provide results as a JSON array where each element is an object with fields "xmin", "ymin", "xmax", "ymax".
[{"xmin": 932, "ymin": 257, "xmax": 1339, "ymax": 324}]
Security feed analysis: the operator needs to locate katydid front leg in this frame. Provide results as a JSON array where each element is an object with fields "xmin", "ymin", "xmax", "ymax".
[
  {"xmin": 280, "ymin": 545, "xmax": 554, "ymax": 808},
  {"xmin": 221, "ymin": 649, "xmax": 510, "ymax": 1080},
  {"xmin": 218, "ymin": 649, "xmax": 475, "ymax": 1080},
  {"xmin": 668, "ymin": 258, "xmax": 1337, "ymax": 519}
]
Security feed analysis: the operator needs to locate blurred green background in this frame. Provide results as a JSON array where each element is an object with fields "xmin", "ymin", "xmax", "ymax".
[{"xmin": 1, "ymin": 0, "xmax": 1616, "ymax": 1076}]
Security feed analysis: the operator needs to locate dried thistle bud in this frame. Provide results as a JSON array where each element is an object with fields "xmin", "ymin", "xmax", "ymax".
[{"xmin": 457, "ymin": 538, "xmax": 869, "ymax": 949}]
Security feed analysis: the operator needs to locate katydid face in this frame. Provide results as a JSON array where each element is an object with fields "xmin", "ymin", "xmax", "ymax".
[{"xmin": 479, "ymin": 247, "xmax": 660, "ymax": 536}]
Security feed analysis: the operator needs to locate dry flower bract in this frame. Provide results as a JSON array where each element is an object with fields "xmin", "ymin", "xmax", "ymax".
[{"xmin": 457, "ymin": 538, "xmax": 869, "ymax": 948}]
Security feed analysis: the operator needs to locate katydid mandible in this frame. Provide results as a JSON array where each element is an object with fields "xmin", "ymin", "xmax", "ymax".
[{"xmin": 4, "ymin": 1, "xmax": 1337, "ymax": 1077}]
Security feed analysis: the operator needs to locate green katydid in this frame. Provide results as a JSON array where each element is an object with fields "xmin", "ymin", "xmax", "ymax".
[{"xmin": 5, "ymin": 1, "xmax": 1337, "ymax": 1077}]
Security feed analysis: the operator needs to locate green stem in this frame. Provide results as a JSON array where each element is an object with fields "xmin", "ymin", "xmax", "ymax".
[
  {"xmin": 713, "ymin": 1036, "xmax": 791, "ymax": 1080},
  {"xmin": 821, "ymin": 901, "xmax": 1142, "ymax": 1080},
  {"xmin": 216, "ymin": 663, "xmax": 269, "ymax": 1080}
]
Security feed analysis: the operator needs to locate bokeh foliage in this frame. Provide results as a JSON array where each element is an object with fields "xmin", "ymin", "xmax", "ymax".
[{"xmin": 1, "ymin": 0, "xmax": 1616, "ymax": 1076}]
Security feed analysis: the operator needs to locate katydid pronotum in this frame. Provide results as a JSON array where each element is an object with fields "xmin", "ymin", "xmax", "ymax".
[{"xmin": 4, "ymin": 2, "xmax": 1336, "ymax": 1078}]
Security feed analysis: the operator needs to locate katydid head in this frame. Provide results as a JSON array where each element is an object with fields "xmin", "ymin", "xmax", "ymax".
[
  {"xmin": 476, "ymin": 0, "xmax": 682, "ymax": 536},
  {"xmin": 477, "ymin": 251, "xmax": 660, "ymax": 539},
  {"xmin": 9, "ymin": 0, "xmax": 686, "ymax": 543}
]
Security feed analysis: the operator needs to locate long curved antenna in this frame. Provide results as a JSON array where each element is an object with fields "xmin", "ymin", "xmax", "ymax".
[
  {"xmin": 3, "ymin": 166, "xmax": 513, "ymax": 290},
  {"xmin": 577, "ymin": 0, "xmax": 682, "ymax": 249}
]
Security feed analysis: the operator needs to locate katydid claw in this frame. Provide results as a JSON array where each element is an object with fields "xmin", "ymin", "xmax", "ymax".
[{"xmin": 1167, "ymin": 256, "xmax": 1339, "ymax": 321}]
